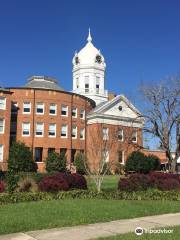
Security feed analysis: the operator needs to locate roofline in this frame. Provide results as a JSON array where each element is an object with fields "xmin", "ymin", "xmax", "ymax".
[
  {"xmin": 5, "ymin": 87, "xmax": 96, "ymax": 107},
  {"xmin": 0, "ymin": 89, "xmax": 13, "ymax": 94}
]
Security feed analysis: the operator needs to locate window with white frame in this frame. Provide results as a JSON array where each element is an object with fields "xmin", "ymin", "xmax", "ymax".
[
  {"xmin": 118, "ymin": 129, "xmax": 124, "ymax": 141},
  {"xmin": 72, "ymin": 125, "xmax": 77, "ymax": 138},
  {"xmin": 0, "ymin": 119, "xmax": 5, "ymax": 134},
  {"xmin": 23, "ymin": 102, "xmax": 31, "ymax": 114},
  {"xmin": 132, "ymin": 130, "xmax": 137, "ymax": 143},
  {"xmin": 49, "ymin": 123, "xmax": 56, "ymax": 137},
  {"xmin": 22, "ymin": 122, "xmax": 30, "ymax": 136},
  {"xmin": 96, "ymin": 76, "xmax": 100, "ymax": 94},
  {"xmin": 35, "ymin": 122, "xmax": 44, "ymax": 136},
  {"xmin": 80, "ymin": 128, "xmax": 85, "ymax": 140},
  {"xmin": 0, "ymin": 145, "xmax": 3, "ymax": 161},
  {"xmin": 85, "ymin": 76, "xmax": 89, "ymax": 93},
  {"xmin": 61, "ymin": 105, "xmax": 68, "ymax": 116},
  {"xmin": 61, "ymin": 124, "xmax": 68, "ymax": 138},
  {"xmin": 0, "ymin": 97, "xmax": 6, "ymax": 110},
  {"xmin": 103, "ymin": 128, "xmax": 109, "ymax": 140},
  {"xmin": 118, "ymin": 151, "xmax": 124, "ymax": 164},
  {"xmin": 80, "ymin": 109, "xmax": 85, "ymax": 119},
  {"xmin": 72, "ymin": 106, "xmax": 77, "ymax": 118},
  {"xmin": 49, "ymin": 103, "xmax": 57, "ymax": 115},
  {"xmin": 76, "ymin": 77, "xmax": 79, "ymax": 88},
  {"xmin": 36, "ymin": 102, "xmax": 44, "ymax": 114},
  {"xmin": 103, "ymin": 150, "xmax": 109, "ymax": 162}
]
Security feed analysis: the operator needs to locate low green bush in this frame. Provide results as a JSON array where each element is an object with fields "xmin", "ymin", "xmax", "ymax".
[
  {"xmin": 74, "ymin": 152, "xmax": 86, "ymax": 175},
  {"xmin": 46, "ymin": 152, "xmax": 66, "ymax": 172},
  {"xmin": 0, "ymin": 189, "xmax": 180, "ymax": 205}
]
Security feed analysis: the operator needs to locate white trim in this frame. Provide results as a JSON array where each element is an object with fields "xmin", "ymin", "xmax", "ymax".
[
  {"xmin": 61, "ymin": 105, "xmax": 68, "ymax": 117},
  {"xmin": 22, "ymin": 122, "xmax": 30, "ymax": 137},
  {"xmin": 36, "ymin": 102, "xmax": 44, "ymax": 115},
  {"xmin": 118, "ymin": 129, "xmax": 124, "ymax": 142},
  {"xmin": 72, "ymin": 125, "xmax": 77, "ymax": 139},
  {"xmin": 0, "ymin": 97, "xmax": 6, "ymax": 110},
  {"xmin": 80, "ymin": 128, "xmax": 85, "ymax": 140},
  {"xmin": 0, "ymin": 118, "xmax": 5, "ymax": 134},
  {"xmin": 23, "ymin": 102, "xmax": 31, "ymax": 114},
  {"xmin": 72, "ymin": 106, "xmax": 77, "ymax": 118},
  {"xmin": 0, "ymin": 144, "xmax": 3, "ymax": 162},
  {"xmin": 48, "ymin": 123, "xmax": 56, "ymax": 138},
  {"xmin": 49, "ymin": 103, "xmax": 57, "ymax": 116},
  {"xmin": 35, "ymin": 122, "xmax": 44, "ymax": 137},
  {"xmin": 132, "ymin": 130, "xmax": 138, "ymax": 143},
  {"xmin": 61, "ymin": 124, "xmax": 68, "ymax": 138}
]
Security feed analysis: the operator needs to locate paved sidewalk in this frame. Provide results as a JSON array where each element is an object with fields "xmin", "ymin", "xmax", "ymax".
[{"xmin": 1, "ymin": 213, "xmax": 180, "ymax": 240}]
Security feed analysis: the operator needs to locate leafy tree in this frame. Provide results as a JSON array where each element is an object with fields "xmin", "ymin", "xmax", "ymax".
[
  {"xmin": 8, "ymin": 141, "xmax": 37, "ymax": 173},
  {"xmin": 74, "ymin": 152, "xmax": 86, "ymax": 175},
  {"xmin": 46, "ymin": 152, "xmax": 66, "ymax": 172},
  {"xmin": 125, "ymin": 151, "xmax": 151, "ymax": 174}
]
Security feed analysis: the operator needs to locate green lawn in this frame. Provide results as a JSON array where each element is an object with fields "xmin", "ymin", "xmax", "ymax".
[
  {"xmin": 95, "ymin": 226, "xmax": 180, "ymax": 240},
  {"xmin": 87, "ymin": 175, "xmax": 120, "ymax": 190},
  {"xmin": 0, "ymin": 199, "xmax": 180, "ymax": 235}
]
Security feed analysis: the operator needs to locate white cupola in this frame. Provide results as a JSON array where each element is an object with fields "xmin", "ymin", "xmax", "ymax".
[{"xmin": 72, "ymin": 29, "xmax": 108, "ymax": 105}]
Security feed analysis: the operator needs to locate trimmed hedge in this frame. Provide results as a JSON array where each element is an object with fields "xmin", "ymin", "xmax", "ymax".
[
  {"xmin": 118, "ymin": 172, "xmax": 180, "ymax": 191},
  {"xmin": 0, "ymin": 189, "xmax": 180, "ymax": 205}
]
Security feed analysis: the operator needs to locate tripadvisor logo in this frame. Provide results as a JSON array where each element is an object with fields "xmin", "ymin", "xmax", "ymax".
[
  {"xmin": 135, "ymin": 227, "xmax": 173, "ymax": 235},
  {"xmin": 135, "ymin": 227, "xmax": 143, "ymax": 236}
]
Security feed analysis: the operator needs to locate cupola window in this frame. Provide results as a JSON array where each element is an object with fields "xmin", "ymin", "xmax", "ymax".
[{"xmin": 85, "ymin": 76, "xmax": 89, "ymax": 93}]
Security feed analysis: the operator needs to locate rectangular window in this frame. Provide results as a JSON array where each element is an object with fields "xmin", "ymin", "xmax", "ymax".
[
  {"xmin": 80, "ymin": 109, "xmax": 85, "ymax": 119},
  {"xmin": 36, "ymin": 102, "xmax": 44, "ymax": 114},
  {"xmin": 85, "ymin": 83, "xmax": 89, "ymax": 93},
  {"xmin": 118, "ymin": 151, "xmax": 124, "ymax": 164},
  {"xmin": 0, "ymin": 97, "xmax": 6, "ymax": 110},
  {"xmin": 96, "ymin": 76, "xmax": 100, "ymax": 94},
  {"xmin": 118, "ymin": 129, "xmax": 124, "ymax": 141},
  {"xmin": 48, "ymin": 148, "xmax": 55, "ymax": 156},
  {"xmin": 72, "ymin": 125, "xmax": 77, "ymax": 139},
  {"xmin": 0, "ymin": 119, "xmax": 5, "ymax": 134},
  {"xmin": 35, "ymin": 122, "xmax": 44, "ymax": 136},
  {"xmin": 23, "ymin": 102, "xmax": 31, "ymax": 114},
  {"xmin": 22, "ymin": 122, "xmax": 30, "ymax": 136},
  {"xmin": 0, "ymin": 145, "xmax": 3, "ymax": 161},
  {"xmin": 72, "ymin": 106, "xmax": 77, "ymax": 118},
  {"xmin": 76, "ymin": 77, "xmax": 79, "ymax": 88},
  {"xmin": 103, "ymin": 128, "xmax": 109, "ymax": 140},
  {"xmin": 61, "ymin": 124, "xmax": 68, "ymax": 138},
  {"xmin": 80, "ymin": 128, "xmax": 85, "ymax": 140},
  {"xmin": 49, "ymin": 103, "xmax": 57, "ymax": 115},
  {"xmin": 132, "ymin": 130, "xmax": 137, "ymax": 143},
  {"xmin": 35, "ymin": 147, "xmax": 43, "ymax": 162},
  {"xmin": 103, "ymin": 150, "xmax": 109, "ymax": 162},
  {"xmin": 49, "ymin": 123, "xmax": 56, "ymax": 137},
  {"xmin": 61, "ymin": 105, "xmax": 68, "ymax": 116}
]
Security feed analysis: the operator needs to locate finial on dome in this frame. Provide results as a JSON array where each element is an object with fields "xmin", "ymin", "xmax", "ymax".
[{"xmin": 87, "ymin": 28, "xmax": 92, "ymax": 42}]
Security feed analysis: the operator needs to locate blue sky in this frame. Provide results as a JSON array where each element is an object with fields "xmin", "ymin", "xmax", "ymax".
[{"xmin": 0, "ymin": 0, "xmax": 180, "ymax": 101}]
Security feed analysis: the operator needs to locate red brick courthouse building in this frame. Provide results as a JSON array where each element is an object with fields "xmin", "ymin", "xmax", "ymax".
[{"xmin": 0, "ymin": 31, "xmax": 145, "ymax": 172}]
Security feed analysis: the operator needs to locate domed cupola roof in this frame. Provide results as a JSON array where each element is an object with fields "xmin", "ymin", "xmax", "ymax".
[{"xmin": 72, "ymin": 29, "xmax": 106, "ymax": 67}]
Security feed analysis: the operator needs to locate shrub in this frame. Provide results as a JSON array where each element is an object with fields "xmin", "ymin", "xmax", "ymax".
[
  {"xmin": 46, "ymin": 152, "xmax": 66, "ymax": 173},
  {"xmin": 0, "ymin": 181, "xmax": 5, "ymax": 193},
  {"xmin": 16, "ymin": 176, "xmax": 38, "ymax": 192},
  {"xmin": 148, "ymin": 155, "xmax": 161, "ymax": 171},
  {"xmin": 6, "ymin": 170, "xmax": 19, "ymax": 193},
  {"xmin": 125, "ymin": 151, "xmax": 152, "ymax": 174},
  {"xmin": 74, "ymin": 152, "xmax": 86, "ymax": 175},
  {"xmin": 8, "ymin": 141, "xmax": 37, "ymax": 173},
  {"xmin": 38, "ymin": 174, "xmax": 69, "ymax": 192},
  {"xmin": 118, "ymin": 172, "xmax": 180, "ymax": 191},
  {"xmin": 70, "ymin": 173, "xmax": 87, "ymax": 189}
]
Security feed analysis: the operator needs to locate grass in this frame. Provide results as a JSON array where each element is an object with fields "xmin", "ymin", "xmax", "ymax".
[
  {"xmin": 0, "ymin": 199, "xmax": 180, "ymax": 235},
  {"xmin": 87, "ymin": 175, "xmax": 120, "ymax": 190},
  {"xmin": 95, "ymin": 226, "xmax": 180, "ymax": 240}
]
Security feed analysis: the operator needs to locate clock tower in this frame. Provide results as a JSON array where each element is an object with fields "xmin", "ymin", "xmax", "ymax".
[{"xmin": 72, "ymin": 29, "xmax": 108, "ymax": 105}]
